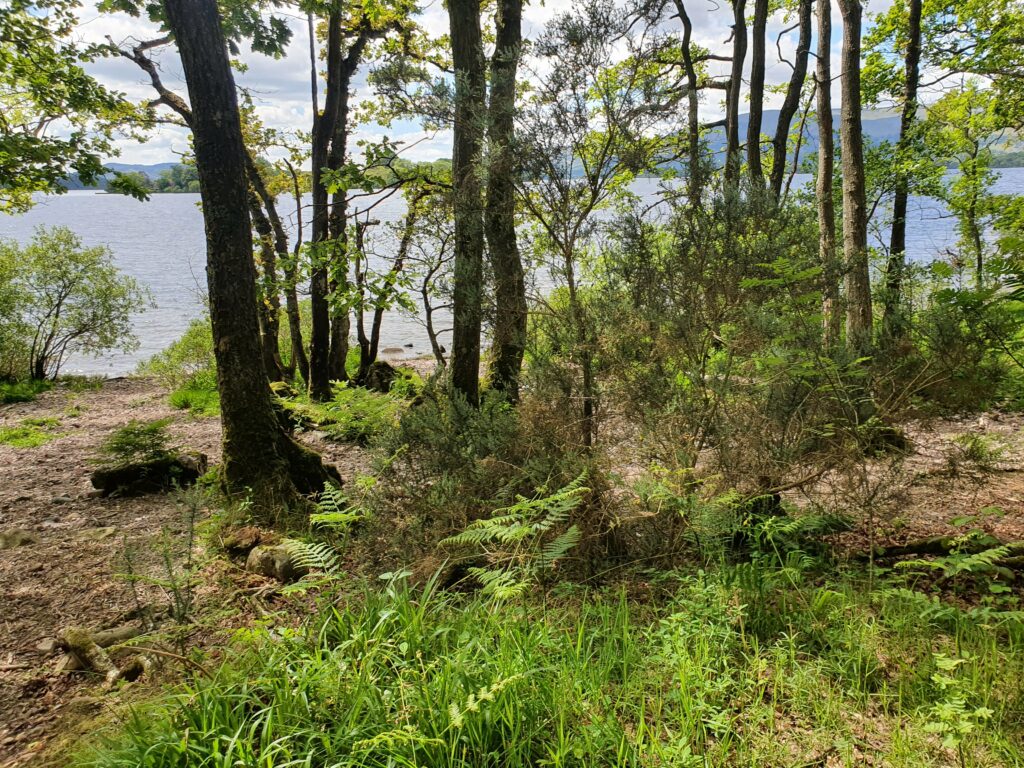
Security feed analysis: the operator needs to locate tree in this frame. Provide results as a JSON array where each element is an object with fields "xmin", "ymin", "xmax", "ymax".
[
  {"xmin": 769, "ymin": 0, "xmax": 812, "ymax": 199},
  {"xmin": 485, "ymin": 0, "xmax": 527, "ymax": 401},
  {"xmin": 838, "ymin": 0, "xmax": 872, "ymax": 359},
  {"xmin": 0, "ymin": 1, "xmax": 149, "ymax": 213},
  {"xmin": 815, "ymin": 0, "xmax": 840, "ymax": 348},
  {"xmin": 864, "ymin": 0, "xmax": 923, "ymax": 345},
  {"xmin": 162, "ymin": 0, "xmax": 338, "ymax": 514},
  {"xmin": 724, "ymin": 0, "xmax": 747, "ymax": 190},
  {"xmin": 746, "ymin": 0, "xmax": 768, "ymax": 188},
  {"xmin": 925, "ymin": 82, "xmax": 1000, "ymax": 290},
  {"xmin": 448, "ymin": 0, "xmax": 487, "ymax": 406},
  {"xmin": 0, "ymin": 227, "xmax": 149, "ymax": 380}
]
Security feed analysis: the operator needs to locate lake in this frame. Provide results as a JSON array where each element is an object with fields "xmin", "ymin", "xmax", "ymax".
[{"xmin": 2, "ymin": 169, "xmax": 1022, "ymax": 375}]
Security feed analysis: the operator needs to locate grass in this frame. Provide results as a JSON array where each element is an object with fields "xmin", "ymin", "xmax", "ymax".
[
  {"xmin": 0, "ymin": 416, "xmax": 62, "ymax": 447},
  {"xmin": 168, "ymin": 384, "xmax": 220, "ymax": 416},
  {"xmin": 0, "ymin": 379, "xmax": 52, "ymax": 404},
  {"xmin": 75, "ymin": 560, "xmax": 1024, "ymax": 768}
]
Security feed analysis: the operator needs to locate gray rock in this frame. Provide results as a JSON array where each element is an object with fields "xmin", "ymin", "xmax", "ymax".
[{"xmin": 245, "ymin": 544, "xmax": 308, "ymax": 583}]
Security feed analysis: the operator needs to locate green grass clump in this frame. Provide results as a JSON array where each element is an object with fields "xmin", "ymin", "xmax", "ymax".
[
  {"xmin": 168, "ymin": 384, "xmax": 219, "ymax": 416},
  {"xmin": 76, "ymin": 563, "xmax": 1024, "ymax": 768},
  {"xmin": 0, "ymin": 379, "xmax": 51, "ymax": 403},
  {"xmin": 0, "ymin": 416, "xmax": 62, "ymax": 447}
]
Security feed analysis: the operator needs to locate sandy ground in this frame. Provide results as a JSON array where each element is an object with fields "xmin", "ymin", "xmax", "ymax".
[{"xmin": 0, "ymin": 378, "xmax": 369, "ymax": 767}]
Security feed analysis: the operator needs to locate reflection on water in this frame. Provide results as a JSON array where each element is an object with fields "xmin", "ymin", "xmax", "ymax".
[{"xmin": 1, "ymin": 169, "xmax": 1021, "ymax": 375}]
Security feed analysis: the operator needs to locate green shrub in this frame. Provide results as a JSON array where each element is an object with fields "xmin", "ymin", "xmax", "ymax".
[
  {"xmin": 96, "ymin": 418, "xmax": 175, "ymax": 467},
  {"xmin": 0, "ymin": 379, "xmax": 51, "ymax": 403}
]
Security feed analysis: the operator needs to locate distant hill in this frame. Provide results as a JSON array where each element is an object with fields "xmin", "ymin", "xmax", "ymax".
[{"xmin": 104, "ymin": 162, "xmax": 180, "ymax": 179}]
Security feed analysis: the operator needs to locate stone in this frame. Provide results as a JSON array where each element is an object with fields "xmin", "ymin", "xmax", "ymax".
[
  {"xmin": 0, "ymin": 529, "xmax": 36, "ymax": 549},
  {"xmin": 51, "ymin": 496, "xmax": 72, "ymax": 505},
  {"xmin": 221, "ymin": 525, "xmax": 266, "ymax": 557},
  {"xmin": 79, "ymin": 526, "xmax": 117, "ymax": 541},
  {"xmin": 36, "ymin": 637, "xmax": 59, "ymax": 655},
  {"xmin": 245, "ymin": 544, "xmax": 308, "ymax": 583},
  {"xmin": 363, "ymin": 360, "xmax": 398, "ymax": 393}
]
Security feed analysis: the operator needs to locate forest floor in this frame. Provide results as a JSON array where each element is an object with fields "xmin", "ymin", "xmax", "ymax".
[
  {"xmin": 1, "ymin": 378, "xmax": 1023, "ymax": 766},
  {"xmin": 0, "ymin": 377, "xmax": 370, "ymax": 767}
]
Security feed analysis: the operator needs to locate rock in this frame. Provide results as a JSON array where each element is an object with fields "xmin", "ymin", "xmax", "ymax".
[
  {"xmin": 0, "ymin": 529, "xmax": 37, "ymax": 549},
  {"xmin": 50, "ymin": 495, "xmax": 72, "ymax": 505},
  {"xmin": 363, "ymin": 360, "xmax": 398, "ymax": 393},
  {"xmin": 79, "ymin": 526, "xmax": 118, "ymax": 541},
  {"xmin": 403, "ymin": 343, "xmax": 414, "ymax": 348},
  {"xmin": 221, "ymin": 525, "xmax": 267, "ymax": 557},
  {"xmin": 381, "ymin": 347, "xmax": 404, "ymax": 356},
  {"xmin": 245, "ymin": 544, "xmax": 308, "ymax": 583},
  {"xmin": 90, "ymin": 452, "xmax": 208, "ymax": 497},
  {"xmin": 36, "ymin": 637, "xmax": 59, "ymax": 655}
]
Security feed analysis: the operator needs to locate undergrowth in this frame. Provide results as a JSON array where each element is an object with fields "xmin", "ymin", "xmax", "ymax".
[
  {"xmin": 77, "ymin": 559, "xmax": 1024, "ymax": 767},
  {"xmin": 0, "ymin": 415, "xmax": 62, "ymax": 447}
]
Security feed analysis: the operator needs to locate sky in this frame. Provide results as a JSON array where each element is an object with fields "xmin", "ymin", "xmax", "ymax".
[{"xmin": 76, "ymin": 0, "xmax": 871, "ymax": 166}]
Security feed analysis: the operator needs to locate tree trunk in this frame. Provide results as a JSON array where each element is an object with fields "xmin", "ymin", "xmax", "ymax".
[
  {"xmin": 881, "ymin": 0, "xmax": 922, "ymax": 347},
  {"xmin": 307, "ymin": 9, "xmax": 344, "ymax": 401},
  {"xmin": 723, "ymin": 0, "xmax": 747, "ymax": 191},
  {"xmin": 163, "ymin": 0, "xmax": 340, "ymax": 517},
  {"xmin": 284, "ymin": 159, "xmax": 309, "ymax": 382},
  {"xmin": 816, "ymin": 0, "xmax": 841, "ymax": 349},
  {"xmin": 746, "ymin": 0, "xmax": 768, "ymax": 188},
  {"xmin": 249, "ymin": 192, "xmax": 285, "ymax": 381},
  {"xmin": 839, "ymin": 0, "xmax": 872, "ymax": 359},
  {"xmin": 673, "ymin": 0, "xmax": 703, "ymax": 203},
  {"xmin": 485, "ymin": 0, "xmax": 526, "ymax": 401},
  {"xmin": 449, "ymin": 0, "xmax": 487, "ymax": 406},
  {"xmin": 769, "ymin": 0, "xmax": 812, "ymax": 199}
]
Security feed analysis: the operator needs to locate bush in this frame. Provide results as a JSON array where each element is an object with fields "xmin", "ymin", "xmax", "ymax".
[
  {"xmin": 0, "ymin": 226, "xmax": 150, "ymax": 379},
  {"xmin": 0, "ymin": 379, "xmax": 51, "ymax": 404},
  {"xmin": 95, "ymin": 419, "xmax": 175, "ymax": 468}
]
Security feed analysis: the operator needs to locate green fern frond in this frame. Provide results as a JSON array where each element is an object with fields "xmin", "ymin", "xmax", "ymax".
[{"xmin": 284, "ymin": 539, "xmax": 340, "ymax": 573}]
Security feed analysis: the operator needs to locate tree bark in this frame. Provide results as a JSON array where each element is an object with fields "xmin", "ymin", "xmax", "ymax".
[
  {"xmin": 307, "ymin": 9, "xmax": 344, "ymax": 401},
  {"xmin": 283, "ymin": 158, "xmax": 310, "ymax": 382},
  {"xmin": 746, "ymin": 0, "xmax": 769, "ymax": 188},
  {"xmin": 249, "ymin": 191, "xmax": 286, "ymax": 381},
  {"xmin": 816, "ymin": 0, "xmax": 841, "ymax": 349},
  {"xmin": 673, "ymin": 0, "xmax": 703, "ymax": 203},
  {"xmin": 724, "ymin": 0, "xmax": 747, "ymax": 191},
  {"xmin": 769, "ymin": 0, "xmax": 812, "ymax": 199},
  {"xmin": 449, "ymin": 0, "xmax": 487, "ymax": 406},
  {"xmin": 839, "ymin": 0, "xmax": 872, "ymax": 359},
  {"xmin": 163, "ymin": 0, "xmax": 340, "ymax": 516},
  {"xmin": 485, "ymin": 0, "xmax": 526, "ymax": 401},
  {"xmin": 881, "ymin": 0, "xmax": 922, "ymax": 347}
]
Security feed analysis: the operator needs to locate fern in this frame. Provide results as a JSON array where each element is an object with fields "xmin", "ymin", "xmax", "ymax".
[
  {"xmin": 284, "ymin": 540, "xmax": 340, "ymax": 573},
  {"xmin": 310, "ymin": 483, "xmax": 364, "ymax": 529},
  {"xmin": 441, "ymin": 472, "xmax": 589, "ymax": 598}
]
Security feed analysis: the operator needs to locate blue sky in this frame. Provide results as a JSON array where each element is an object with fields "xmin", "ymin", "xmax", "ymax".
[{"xmin": 77, "ymin": 0, "xmax": 874, "ymax": 166}]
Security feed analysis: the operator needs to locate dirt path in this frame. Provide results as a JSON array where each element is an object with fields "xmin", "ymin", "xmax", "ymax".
[{"xmin": 0, "ymin": 378, "xmax": 368, "ymax": 767}]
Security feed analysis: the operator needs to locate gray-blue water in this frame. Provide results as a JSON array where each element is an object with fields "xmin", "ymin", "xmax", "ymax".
[{"xmin": 1, "ymin": 169, "xmax": 1022, "ymax": 375}]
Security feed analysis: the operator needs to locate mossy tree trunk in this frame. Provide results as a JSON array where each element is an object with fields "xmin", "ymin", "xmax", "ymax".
[{"xmin": 163, "ymin": 0, "xmax": 340, "ymax": 518}]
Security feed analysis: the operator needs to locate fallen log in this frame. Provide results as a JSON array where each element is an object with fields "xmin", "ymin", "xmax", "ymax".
[
  {"xmin": 90, "ymin": 452, "xmax": 208, "ymax": 497},
  {"xmin": 56, "ymin": 623, "xmax": 143, "ymax": 671},
  {"xmin": 856, "ymin": 535, "xmax": 1024, "ymax": 565}
]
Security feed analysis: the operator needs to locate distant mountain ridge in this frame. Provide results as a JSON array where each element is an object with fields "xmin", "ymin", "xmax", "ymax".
[{"xmin": 66, "ymin": 112, "xmax": 1021, "ymax": 190}]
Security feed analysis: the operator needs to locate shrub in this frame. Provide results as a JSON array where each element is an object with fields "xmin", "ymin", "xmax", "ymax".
[
  {"xmin": 0, "ymin": 226, "xmax": 150, "ymax": 379},
  {"xmin": 95, "ymin": 419, "xmax": 175, "ymax": 468}
]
